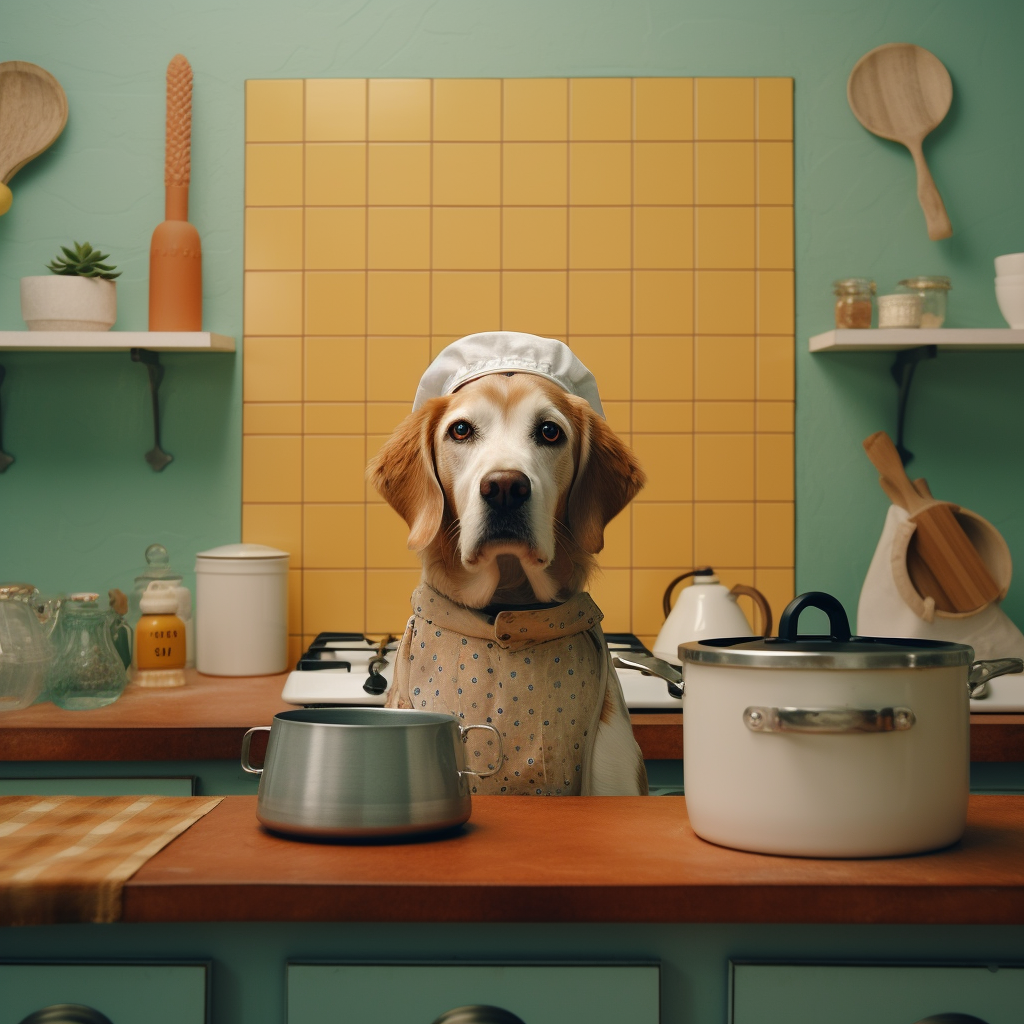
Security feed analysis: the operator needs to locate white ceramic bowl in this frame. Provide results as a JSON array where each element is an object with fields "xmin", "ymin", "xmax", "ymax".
[
  {"xmin": 995, "ymin": 277, "xmax": 1024, "ymax": 329},
  {"xmin": 994, "ymin": 272, "xmax": 1024, "ymax": 285},
  {"xmin": 995, "ymin": 252, "xmax": 1024, "ymax": 277}
]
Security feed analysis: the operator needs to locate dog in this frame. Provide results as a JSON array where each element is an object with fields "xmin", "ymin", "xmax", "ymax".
[{"xmin": 367, "ymin": 356, "xmax": 647, "ymax": 796}]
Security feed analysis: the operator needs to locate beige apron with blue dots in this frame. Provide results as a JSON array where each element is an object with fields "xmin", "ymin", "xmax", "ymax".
[{"xmin": 386, "ymin": 584, "xmax": 610, "ymax": 796}]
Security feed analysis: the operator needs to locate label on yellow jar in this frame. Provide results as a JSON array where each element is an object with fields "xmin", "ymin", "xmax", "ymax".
[{"xmin": 136, "ymin": 613, "xmax": 186, "ymax": 670}]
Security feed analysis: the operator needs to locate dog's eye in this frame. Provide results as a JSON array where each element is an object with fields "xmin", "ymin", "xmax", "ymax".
[
  {"xmin": 538, "ymin": 422, "xmax": 562, "ymax": 443},
  {"xmin": 448, "ymin": 420, "xmax": 474, "ymax": 441}
]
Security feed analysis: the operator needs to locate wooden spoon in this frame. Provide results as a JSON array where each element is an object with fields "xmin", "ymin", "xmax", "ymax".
[
  {"xmin": 0, "ymin": 61, "xmax": 69, "ymax": 216},
  {"xmin": 848, "ymin": 43, "xmax": 953, "ymax": 241},
  {"xmin": 863, "ymin": 431, "xmax": 1000, "ymax": 613}
]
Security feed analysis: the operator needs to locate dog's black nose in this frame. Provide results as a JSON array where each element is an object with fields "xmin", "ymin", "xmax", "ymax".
[{"xmin": 481, "ymin": 470, "xmax": 531, "ymax": 511}]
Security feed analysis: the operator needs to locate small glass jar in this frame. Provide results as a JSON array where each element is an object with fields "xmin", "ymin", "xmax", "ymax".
[
  {"xmin": 878, "ymin": 293, "xmax": 922, "ymax": 329},
  {"xmin": 898, "ymin": 276, "xmax": 950, "ymax": 328},
  {"xmin": 833, "ymin": 278, "xmax": 875, "ymax": 329}
]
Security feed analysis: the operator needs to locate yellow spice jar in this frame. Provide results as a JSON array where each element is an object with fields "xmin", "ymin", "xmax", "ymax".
[{"xmin": 135, "ymin": 580, "xmax": 186, "ymax": 687}]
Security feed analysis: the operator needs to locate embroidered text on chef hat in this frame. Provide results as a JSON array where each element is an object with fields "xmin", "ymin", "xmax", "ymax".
[{"xmin": 412, "ymin": 331, "xmax": 605, "ymax": 418}]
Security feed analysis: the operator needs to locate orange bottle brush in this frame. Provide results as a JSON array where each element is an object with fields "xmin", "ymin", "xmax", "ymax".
[{"xmin": 149, "ymin": 53, "xmax": 202, "ymax": 331}]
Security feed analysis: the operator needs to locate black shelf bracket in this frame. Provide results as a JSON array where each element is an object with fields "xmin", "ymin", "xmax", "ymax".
[
  {"xmin": 131, "ymin": 348, "xmax": 173, "ymax": 472},
  {"xmin": 890, "ymin": 344, "xmax": 937, "ymax": 466},
  {"xmin": 0, "ymin": 364, "xmax": 12, "ymax": 473}
]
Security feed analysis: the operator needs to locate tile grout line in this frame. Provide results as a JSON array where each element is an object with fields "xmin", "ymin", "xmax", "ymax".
[
  {"xmin": 629, "ymin": 78, "xmax": 636, "ymax": 636},
  {"xmin": 300, "ymin": 78, "xmax": 307, "ymax": 647},
  {"xmin": 364, "ymin": 78, "xmax": 371, "ymax": 636},
  {"xmin": 692, "ymin": 79, "xmax": 698, "ymax": 578},
  {"xmin": 498, "ymin": 79, "xmax": 504, "ymax": 333},
  {"xmin": 753, "ymin": 78, "xmax": 759, "ymax": 601}
]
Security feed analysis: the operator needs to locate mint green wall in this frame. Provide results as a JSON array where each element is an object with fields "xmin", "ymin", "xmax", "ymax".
[{"xmin": 3, "ymin": 0, "xmax": 1023, "ymax": 625}]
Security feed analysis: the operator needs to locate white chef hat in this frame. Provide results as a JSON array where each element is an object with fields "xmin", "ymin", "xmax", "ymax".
[{"xmin": 412, "ymin": 332, "xmax": 605, "ymax": 418}]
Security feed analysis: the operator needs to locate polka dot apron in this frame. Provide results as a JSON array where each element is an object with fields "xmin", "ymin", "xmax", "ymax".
[{"xmin": 386, "ymin": 584, "xmax": 611, "ymax": 796}]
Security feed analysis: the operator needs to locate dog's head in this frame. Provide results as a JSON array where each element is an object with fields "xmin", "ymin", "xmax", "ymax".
[{"xmin": 367, "ymin": 372, "xmax": 645, "ymax": 608}]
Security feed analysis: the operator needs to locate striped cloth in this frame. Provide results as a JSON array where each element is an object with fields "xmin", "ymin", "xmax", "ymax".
[{"xmin": 0, "ymin": 795, "xmax": 221, "ymax": 925}]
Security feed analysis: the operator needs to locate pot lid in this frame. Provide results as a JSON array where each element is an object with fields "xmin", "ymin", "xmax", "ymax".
[
  {"xmin": 196, "ymin": 542, "xmax": 289, "ymax": 559},
  {"xmin": 681, "ymin": 591, "xmax": 974, "ymax": 670}
]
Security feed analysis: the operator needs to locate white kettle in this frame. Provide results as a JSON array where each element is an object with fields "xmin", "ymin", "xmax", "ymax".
[{"xmin": 652, "ymin": 568, "xmax": 773, "ymax": 666}]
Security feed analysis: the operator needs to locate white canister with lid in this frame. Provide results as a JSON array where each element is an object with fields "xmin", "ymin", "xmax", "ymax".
[{"xmin": 195, "ymin": 543, "xmax": 289, "ymax": 676}]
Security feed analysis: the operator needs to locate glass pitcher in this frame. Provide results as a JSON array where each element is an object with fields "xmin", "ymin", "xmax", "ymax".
[
  {"xmin": 48, "ymin": 594, "xmax": 129, "ymax": 710},
  {"xmin": 0, "ymin": 583, "xmax": 54, "ymax": 711}
]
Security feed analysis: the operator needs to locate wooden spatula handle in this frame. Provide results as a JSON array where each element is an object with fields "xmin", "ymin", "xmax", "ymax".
[
  {"xmin": 908, "ymin": 139, "xmax": 952, "ymax": 241},
  {"xmin": 863, "ymin": 432, "xmax": 927, "ymax": 513}
]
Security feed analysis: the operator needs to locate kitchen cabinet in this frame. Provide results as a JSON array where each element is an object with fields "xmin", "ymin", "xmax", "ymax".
[
  {"xmin": 287, "ymin": 964, "xmax": 659, "ymax": 1024},
  {"xmin": 731, "ymin": 963, "xmax": 1024, "ymax": 1024},
  {"xmin": 1, "ymin": 795, "xmax": 1023, "ymax": 1024},
  {"xmin": 0, "ymin": 775, "xmax": 194, "ymax": 797},
  {"xmin": 0, "ymin": 962, "xmax": 208, "ymax": 1024}
]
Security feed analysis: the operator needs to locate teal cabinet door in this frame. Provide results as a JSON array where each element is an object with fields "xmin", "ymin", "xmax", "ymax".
[
  {"xmin": 0, "ymin": 963, "xmax": 208, "ymax": 1024},
  {"xmin": 732, "ymin": 964, "xmax": 1024, "ymax": 1024},
  {"xmin": 289, "ymin": 964, "xmax": 659, "ymax": 1024},
  {"xmin": 0, "ymin": 777, "xmax": 195, "ymax": 797}
]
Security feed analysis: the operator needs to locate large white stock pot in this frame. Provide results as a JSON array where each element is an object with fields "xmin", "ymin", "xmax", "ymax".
[{"xmin": 639, "ymin": 591, "xmax": 1021, "ymax": 858}]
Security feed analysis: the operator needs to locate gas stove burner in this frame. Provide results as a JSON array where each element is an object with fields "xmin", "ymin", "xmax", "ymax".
[
  {"xmin": 281, "ymin": 630, "xmax": 682, "ymax": 710},
  {"xmin": 295, "ymin": 632, "xmax": 399, "ymax": 673}
]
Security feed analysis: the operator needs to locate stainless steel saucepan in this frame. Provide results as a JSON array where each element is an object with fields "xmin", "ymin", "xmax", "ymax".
[{"xmin": 242, "ymin": 708, "xmax": 502, "ymax": 840}]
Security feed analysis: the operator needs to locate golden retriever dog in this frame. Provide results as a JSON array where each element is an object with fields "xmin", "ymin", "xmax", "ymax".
[{"xmin": 367, "ymin": 347, "xmax": 647, "ymax": 796}]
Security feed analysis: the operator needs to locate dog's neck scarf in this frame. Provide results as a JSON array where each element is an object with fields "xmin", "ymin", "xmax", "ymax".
[{"xmin": 387, "ymin": 584, "xmax": 610, "ymax": 796}]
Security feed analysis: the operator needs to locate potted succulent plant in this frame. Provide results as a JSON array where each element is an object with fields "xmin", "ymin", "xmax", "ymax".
[{"xmin": 20, "ymin": 241, "xmax": 121, "ymax": 331}]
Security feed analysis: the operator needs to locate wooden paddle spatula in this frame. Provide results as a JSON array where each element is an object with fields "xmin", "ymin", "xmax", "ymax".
[
  {"xmin": 848, "ymin": 43, "xmax": 953, "ymax": 241},
  {"xmin": 863, "ymin": 431, "xmax": 1000, "ymax": 613},
  {"xmin": 0, "ymin": 62, "xmax": 68, "ymax": 216}
]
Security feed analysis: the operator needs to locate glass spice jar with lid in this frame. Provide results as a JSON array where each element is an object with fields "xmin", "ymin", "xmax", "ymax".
[
  {"xmin": 898, "ymin": 276, "xmax": 950, "ymax": 328},
  {"xmin": 833, "ymin": 278, "xmax": 875, "ymax": 328}
]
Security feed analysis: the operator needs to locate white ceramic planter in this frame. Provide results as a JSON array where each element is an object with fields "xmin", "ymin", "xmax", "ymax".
[{"xmin": 20, "ymin": 275, "xmax": 117, "ymax": 331}]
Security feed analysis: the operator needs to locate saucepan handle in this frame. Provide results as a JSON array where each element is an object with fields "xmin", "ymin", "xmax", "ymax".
[
  {"xmin": 744, "ymin": 705, "xmax": 916, "ymax": 734},
  {"xmin": 240, "ymin": 726, "xmax": 271, "ymax": 774},
  {"xmin": 968, "ymin": 658, "xmax": 1024, "ymax": 700},
  {"xmin": 458, "ymin": 723, "xmax": 504, "ymax": 779}
]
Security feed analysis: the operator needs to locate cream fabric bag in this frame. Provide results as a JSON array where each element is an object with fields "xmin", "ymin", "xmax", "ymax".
[{"xmin": 858, "ymin": 504, "xmax": 1024, "ymax": 707}]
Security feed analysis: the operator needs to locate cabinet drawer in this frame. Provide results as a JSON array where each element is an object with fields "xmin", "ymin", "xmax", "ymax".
[
  {"xmin": 731, "ymin": 963, "xmax": 1024, "ymax": 1024},
  {"xmin": 0, "ymin": 963, "xmax": 208, "ymax": 1024},
  {"xmin": 289, "ymin": 964, "xmax": 659, "ymax": 1024}
]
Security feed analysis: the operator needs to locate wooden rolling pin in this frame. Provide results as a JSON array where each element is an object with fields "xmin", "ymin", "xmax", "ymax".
[{"xmin": 863, "ymin": 431, "xmax": 1000, "ymax": 613}]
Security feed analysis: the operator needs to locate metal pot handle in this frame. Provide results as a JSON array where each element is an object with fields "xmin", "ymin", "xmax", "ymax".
[
  {"xmin": 968, "ymin": 658, "xmax": 1024, "ymax": 699},
  {"xmin": 240, "ymin": 726, "xmax": 271, "ymax": 774},
  {"xmin": 458, "ymin": 723, "xmax": 504, "ymax": 779},
  {"xmin": 613, "ymin": 653, "xmax": 683, "ymax": 699},
  {"xmin": 777, "ymin": 591, "xmax": 852, "ymax": 642},
  {"xmin": 744, "ymin": 705, "xmax": 916, "ymax": 734}
]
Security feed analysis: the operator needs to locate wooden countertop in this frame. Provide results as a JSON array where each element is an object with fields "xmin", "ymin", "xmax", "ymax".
[
  {"xmin": 120, "ymin": 795, "xmax": 1024, "ymax": 925},
  {"xmin": 1, "ymin": 670, "xmax": 1022, "ymax": 762}
]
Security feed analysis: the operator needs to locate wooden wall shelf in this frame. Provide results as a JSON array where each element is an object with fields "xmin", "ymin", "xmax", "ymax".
[
  {"xmin": 0, "ymin": 331, "xmax": 234, "ymax": 352},
  {"xmin": 0, "ymin": 332, "xmax": 235, "ymax": 471},
  {"xmin": 810, "ymin": 328, "xmax": 1024, "ymax": 352}
]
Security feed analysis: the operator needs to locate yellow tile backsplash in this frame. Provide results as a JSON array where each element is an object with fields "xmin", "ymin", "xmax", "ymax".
[{"xmin": 244, "ymin": 77, "xmax": 794, "ymax": 644}]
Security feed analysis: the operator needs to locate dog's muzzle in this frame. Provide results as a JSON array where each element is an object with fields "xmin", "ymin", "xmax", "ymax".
[{"xmin": 480, "ymin": 470, "xmax": 533, "ymax": 543}]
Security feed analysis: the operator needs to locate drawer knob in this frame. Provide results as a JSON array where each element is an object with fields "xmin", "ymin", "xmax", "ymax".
[
  {"xmin": 18, "ymin": 1006, "xmax": 114, "ymax": 1024},
  {"xmin": 432, "ymin": 1007, "xmax": 527, "ymax": 1024},
  {"xmin": 914, "ymin": 1016, "xmax": 991, "ymax": 1024}
]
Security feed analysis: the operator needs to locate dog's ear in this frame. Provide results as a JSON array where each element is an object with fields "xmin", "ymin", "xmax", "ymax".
[
  {"xmin": 367, "ymin": 401, "xmax": 445, "ymax": 551},
  {"xmin": 567, "ymin": 406, "xmax": 646, "ymax": 554}
]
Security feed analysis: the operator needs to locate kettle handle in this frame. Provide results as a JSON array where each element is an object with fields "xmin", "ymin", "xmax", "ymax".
[
  {"xmin": 661, "ymin": 568, "xmax": 712, "ymax": 617},
  {"xmin": 729, "ymin": 584, "xmax": 773, "ymax": 638},
  {"xmin": 241, "ymin": 726, "xmax": 271, "ymax": 774}
]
